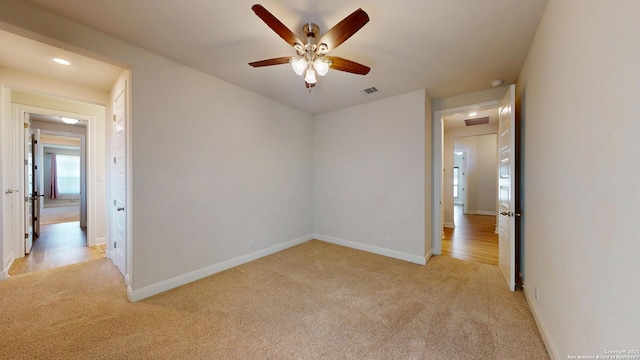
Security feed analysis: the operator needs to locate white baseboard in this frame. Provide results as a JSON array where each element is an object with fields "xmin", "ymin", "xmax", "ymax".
[
  {"xmin": 313, "ymin": 234, "xmax": 427, "ymax": 265},
  {"xmin": 105, "ymin": 249, "xmax": 114, "ymax": 261},
  {"xmin": 467, "ymin": 210, "xmax": 496, "ymax": 216},
  {"xmin": 425, "ymin": 249, "xmax": 433, "ymax": 263},
  {"xmin": 443, "ymin": 222, "xmax": 455, "ymax": 228},
  {"xmin": 127, "ymin": 234, "xmax": 313, "ymax": 302},
  {"xmin": 95, "ymin": 237, "xmax": 106, "ymax": 246},
  {"xmin": 523, "ymin": 286, "xmax": 560, "ymax": 360},
  {"xmin": 2, "ymin": 252, "xmax": 16, "ymax": 281},
  {"xmin": 44, "ymin": 202, "xmax": 80, "ymax": 208}
]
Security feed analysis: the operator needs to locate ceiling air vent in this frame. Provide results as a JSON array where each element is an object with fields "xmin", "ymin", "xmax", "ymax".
[
  {"xmin": 363, "ymin": 86, "xmax": 378, "ymax": 94},
  {"xmin": 464, "ymin": 117, "xmax": 490, "ymax": 126}
]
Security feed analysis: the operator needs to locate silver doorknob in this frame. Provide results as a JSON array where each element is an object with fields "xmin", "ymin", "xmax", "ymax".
[{"xmin": 117, "ymin": 207, "xmax": 125, "ymax": 211}]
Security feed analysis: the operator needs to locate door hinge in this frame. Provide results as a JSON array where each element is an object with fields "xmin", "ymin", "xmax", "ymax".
[
  {"xmin": 25, "ymin": 233, "xmax": 28, "ymax": 239},
  {"xmin": 34, "ymin": 165, "xmax": 38, "ymax": 170},
  {"xmin": 24, "ymin": 123, "xmax": 28, "ymax": 129},
  {"xmin": 114, "ymin": 242, "xmax": 117, "ymax": 249},
  {"xmin": 114, "ymin": 199, "xmax": 117, "ymax": 206},
  {"xmin": 113, "ymin": 114, "xmax": 116, "ymax": 122},
  {"xmin": 24, "ymin": 160, "xmax": 28, "ymax": 165},
  {"xmin": 114, "ymin": 157, "xmax": 116, "ymax": 164}
]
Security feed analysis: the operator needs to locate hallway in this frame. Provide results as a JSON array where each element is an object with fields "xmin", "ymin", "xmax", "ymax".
[
  {"xmin": 9, "ymin": 222, "xmax": 105, "ymax": 276},
  {"xmin": 442, "ymin": 204, "xmax": 498, "ymax": 265}
]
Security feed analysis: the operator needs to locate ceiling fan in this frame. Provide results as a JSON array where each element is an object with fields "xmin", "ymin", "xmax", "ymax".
[{"xmin": 249, "ymin": 4, "xmax": 370, "ymax": 89}]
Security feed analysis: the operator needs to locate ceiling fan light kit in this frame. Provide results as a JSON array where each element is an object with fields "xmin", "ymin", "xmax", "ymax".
[{"xmin": 249, "ymin": 4, "xmax": 371, "ymax": 90}]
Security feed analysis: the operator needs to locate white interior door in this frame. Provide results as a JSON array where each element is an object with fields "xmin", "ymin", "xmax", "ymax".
[
  {"xmin": 33, "ymin": 128, "xmax": 41, "ymax": 237},
  {"xmin": 23, "ymin": 118, "xmax": 33, "ymax": 254},
  {"xmin": 113, "ymin": 85, "xmax": 127, "ymax": 276},
  {"xmin": 498, "ymin": 84, "xmax": 517, "ymax": 291}
]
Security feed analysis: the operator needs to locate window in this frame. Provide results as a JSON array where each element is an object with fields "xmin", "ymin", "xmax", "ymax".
[
  {"xmin": 453, "ymin": 167, "xmax": 459, "ymax": 198},
  {"xmin": 56, "ymin": 154, "xmax": 80, "ymax": 194}
]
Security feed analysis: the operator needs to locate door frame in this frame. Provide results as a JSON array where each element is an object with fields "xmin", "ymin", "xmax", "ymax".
[
  {"xmin": 12, "ymin": 103, "xmax": 97, "ymax": 257},
  {"xmin": 432, "ymin": 100, "xmax": 501, "ymax": 255},
  {"xmin": 452, "ymin": 150, "xmax": 467, "ymax": 211},
  {"xmin": 39, "ymin": 129, "xmax": 86, "ymax": 224}
]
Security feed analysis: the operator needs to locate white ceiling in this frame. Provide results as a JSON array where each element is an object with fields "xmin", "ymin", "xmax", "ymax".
[
  {"xmin": 30, "ymin": 113, "xmax": 87, "ymax": 127},
  {"xmin": 443, "ymin": 108, "xmax": 498, "ymax": 131},
  {"xmin": 0, "ymin": 29, "xmax": 122, "ymax": 91},
  {"xmin": 12, "ymin": 0, "xmax": 547, "ymax": 115}
]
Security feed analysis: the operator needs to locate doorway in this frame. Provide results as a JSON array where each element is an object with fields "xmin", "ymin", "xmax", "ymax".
[
  {"xmin": 443, "ymin": 133, "xmax": 499, "ymax": 266},
  {"xmin": 0, "ymin": 28, "xmax": 130, "ymax": 283},
  {"xmin": 8, "ymin": 107, "xmax": 107, "ymax": 276},
  {"xmin": 432, "ymin": 100, "xmax": 501, "ymax": 256},
  {"xmin": 442, "ymin": 204, "xmax": 498, "ymax": 265}
]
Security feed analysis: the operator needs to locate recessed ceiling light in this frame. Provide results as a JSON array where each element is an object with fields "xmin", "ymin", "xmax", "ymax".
[
  {"xmin": 61, "ymin": 117, "xmax": 78, "ymax": 124},
  {"xmin": 53, "ymin": 58, "xmax": 71, "ymax": 66},
  {"xmin": 469, "ymin": 112, "xmax": 478, "ymax": 116}
]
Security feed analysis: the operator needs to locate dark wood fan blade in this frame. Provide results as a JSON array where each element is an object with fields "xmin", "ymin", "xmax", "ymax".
[
  {"xmin": 318, "ymin": 9, "xmax": 369, "ymax": 52},
  {"xmin": 326, "ymin": 56, "xmax": 370, "ymax": 75},
  {"xmin": 252, "ymin": 4, "xmax": 303, "ymax": 47},
  {"xmin": 249, "ymin": 57, "xmax": 291, "ymax": 67}
]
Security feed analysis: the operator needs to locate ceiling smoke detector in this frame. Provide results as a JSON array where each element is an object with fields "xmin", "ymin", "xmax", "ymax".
[{"xmin": 491, "ymin": 79, "xmax": 504, "ymax": 87}]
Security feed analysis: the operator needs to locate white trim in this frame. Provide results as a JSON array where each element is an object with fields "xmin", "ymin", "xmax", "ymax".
[
  {"xmin": 314, "ymin": 234, "xmax": 427, "ymax": 266},
  {"xmin": 1, "ymin": 253, "xmax": 13, "ymax": 280},
  {"xmin": 95, "ymin": 236, "xmax": 106, "ymax": 245},
  {"xmin": 524, "ymin": 287, "xmax": 560, "ymax": 360},
  {"xmin": 443, "ymin": 222, "xmax": 455, "ymax": 228},
  {"xmin": 466, "ymin": 210, "xmax": 496, "ymax": 216},
  {"xmin": 432, "ymin": 100, "xmax": 502, "ymax": 257},
  {"xmin": 105, "ymin": 248, "xmax": 114, "ymax": 261},
  {"xmin": 127, "ymin": 234, "xmax": 313, "ymax": 302},
  {"xmin": 424, "ymin": 249, "xmax": 433, "ymax": 263}
]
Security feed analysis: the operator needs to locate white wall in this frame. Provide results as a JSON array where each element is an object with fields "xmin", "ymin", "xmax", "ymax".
[
  {"xmin": 432, "ymin": 86, "xmax": 509, "ymax": 112},
  {"xmin": 0, "ymin": 0, "xmax": 314, "ymax": 294},
  {"xmin": 0, "ymin": 84, "xmax": 12, "ymax": 279},
  {"xmin": 313, "ymin": 90, "xmax": 427, "ymax": 263},
  {"xmin": 424, "ymin": 91, "xmax": 433, "ymax": 257},
  {"xmin": 516, "ymin": 0, "xmax": 640, "ymax": 358},
  {"xmin": 454, "ymin": 134, "xmax": 497, "ymax": 215}
]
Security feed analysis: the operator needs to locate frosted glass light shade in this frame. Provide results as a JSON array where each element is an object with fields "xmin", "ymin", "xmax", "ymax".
[
  {"xmin": 61, "ymin": 117, "xmax": 78, "ymax": 124},
  {"xmin": 304, "ymin": 67, "xmax": 317, "ymax": 84},
  {"xmin": 291, "ymin": 57, "xmax": 307, "ymax": 76},
  {"xmin": 313, "ymin": 59, "xmax": 330, "ymax": 76}
]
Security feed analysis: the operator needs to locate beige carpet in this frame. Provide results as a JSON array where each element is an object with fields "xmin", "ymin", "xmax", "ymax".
[
  {"xmin": 0, "ymin": 240, "xmax": 548, "ymax": 359},
  {"xmin": 40, "ymin": 205, "xmax": 80, "ymax": 225}
]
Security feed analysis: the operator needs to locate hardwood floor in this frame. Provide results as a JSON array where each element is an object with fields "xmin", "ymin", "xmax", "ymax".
[
  {"xmin": 9, "ymin": 221, "xmax": 106, "ymax": 276},
  {"xmin": 442, "ymin": 205, "xmax": 499, "ymax": 266}
]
